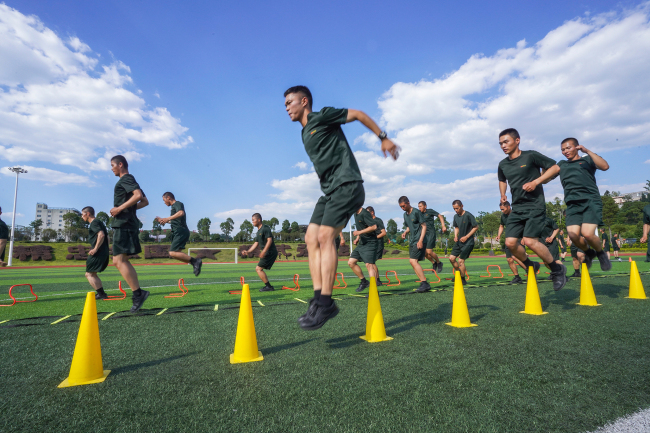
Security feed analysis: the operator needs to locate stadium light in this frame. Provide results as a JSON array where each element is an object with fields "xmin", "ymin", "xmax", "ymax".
[{"xmin": 7, "ymin": 167, "xmax": 27, "ymax": 267}]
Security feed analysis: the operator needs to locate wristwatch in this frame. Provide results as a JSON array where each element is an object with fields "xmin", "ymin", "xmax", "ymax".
[{"xmin": 378, "ymin": 131, "xmax": 387, "ymax": 140}]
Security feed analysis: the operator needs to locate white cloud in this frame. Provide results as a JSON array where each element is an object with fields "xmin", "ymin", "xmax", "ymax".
[
  {"xmin": 1, "ymin": 165, "xmax": 93, "ymax": 186},
  {"xmin": 292, "ymin": 161, "xmax": 309, "ymax": 170},
  {"xmin": 645, "ymin": 159, "xmax": 650, "ymax": 164},
  {"xmin": 376, "ymin": 5, "xmax": 650, "ymax": 170},
  {"xmin": 0, "ymin": 212, "xmax": 24, "ymax": 220},
  {"xmin": 0, "ymin": 4, "xmax": 192, "ymax": 172},
  {"xmin": 154, "ymin": 92, "xmax": 160, "ymax": 99},
  {"xmin": 598, "ymin": 182, "xmax": 647, "ymax": 194}
]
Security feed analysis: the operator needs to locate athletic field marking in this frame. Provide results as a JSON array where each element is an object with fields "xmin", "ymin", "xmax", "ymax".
[
  {"xmin": 294, "ymin": 298, "xmax": 308, "ymax": 304},
  {"xmin": 157, "ymin": 308, "xmax": 168, "ymax": 316},
  {"xmin": 257, "ymin": 300, "xmax": 265, "ymax": 307},
  {"xmin": 214, "ymin": 304, "xmax": 219, "ymax": 311},
  {"xmin": 380, "ymin": 292, "xmax": 394, "ymax": 295},
  {"xmin": 348, "ymin": 294, "xmax": 365, "ymax": 297},
  {"xmin": 0, "ymin": 319, "xmax": 9, "ymax": 324},
  {"xmin": 101, "ymin": 312, "xmax": 116, "ymax": 321},
  {"xmin": 51, "ymin": 315, "xmax": 71, "ymax": 325},
  {"xmin": 332, "ymin": 297, "xmax": 342, "ymax": 300}
]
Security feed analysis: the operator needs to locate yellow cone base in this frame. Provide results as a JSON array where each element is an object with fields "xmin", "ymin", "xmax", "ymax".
[
  {"xmin": 360, "ymin": 335, "xmax": 393, "ymax": 343},
  {"xmin": 230, "ymin": 352, "xmax": 263, "ymax": 364},
  {"xmin": 445, "ymin": 322, "xmax": 478, "ymax": 328},
  {"xmin": 58, "ymin": 370, "xmax": 110, "ymax": 388},
  {"xmin": 519, "ymin": 310, "xmax": 549, "ymax": 315}
]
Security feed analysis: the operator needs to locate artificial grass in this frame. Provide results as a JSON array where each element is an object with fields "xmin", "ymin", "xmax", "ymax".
[{"xmin": 1, "ymin": 258, "xmax": 649, "ymax": 432}]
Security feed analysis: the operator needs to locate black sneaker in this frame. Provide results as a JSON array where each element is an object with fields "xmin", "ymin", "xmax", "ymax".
[
  {"xmin": 95, "ymin": 290, "xmax": 108, "ymax": 300},
  {"xmin": 298, "ymin": 297, "xmax": 318, "ymax": 323},
  {"xmin": 510, "ymin": 275, "xmax": 523, "ymax": 284},
  {"xmin": 376, "ymin": 278, "xmax": 383, "ymax": 287},
  {"xmin": 569, "ymin": 271, "xmax": 581, "ymax": 278},
  {"xmin": 416, "ymin": 281, "xmax": 432, "ymax": 293},
  {"xmin": 561, "ymin": 258, "xmax": 566, "ymax": 262},
  {"xmin": 532, "ymin": 261, "xmax": 541, "ymax": 275},
  {"xmin": 551, "ymin": 264, "xmax": 567, "ymax": 291},
  {"xmin": 547, "ymin": 274, "xmax": 553, "ymax": 281},
  {"xmin": 130, "ymin": 290, "xmax": 150, "ymax": 313},
  {"xmin": 584, "ymin": 249, "xmax": 596, "ymax": 270},
  {"xmin": 437, "ymin": 262, "xmax": 443, "ymax": 273},
  {"xmin": 596, "ymin": 251, "xmax": 612, "ymax": 271},
  {"xmin": 299, "ymin": 301, "xmax": 339, "ymax": 330},
  {"xmin": 193, "ymin": 258, "xmax": 203, "ymax": 277},
  {"xmin": 461, "ymin": 277, "xmax": 467, "ymax": 286},
  {"xmin": 356, "ymin": 279, "xmax": 370, "ymax": 292},
  {"xmin": 259, "ymin": 285, "xmax": 275, "ymax": 292}
]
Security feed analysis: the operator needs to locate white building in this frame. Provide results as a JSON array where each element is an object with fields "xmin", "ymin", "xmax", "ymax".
[
  {"xmin": 35, "ymin": 203, "xmax": 80, "ymax": 240},
  {"xmin": 612, "ymin": 191, "xmax": 646, "ymax": 207}
]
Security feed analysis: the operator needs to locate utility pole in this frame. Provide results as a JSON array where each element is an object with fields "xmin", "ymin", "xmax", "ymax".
[{"xmin": 7, "ymin": 167, "xmax": 27, "ymax": 267}]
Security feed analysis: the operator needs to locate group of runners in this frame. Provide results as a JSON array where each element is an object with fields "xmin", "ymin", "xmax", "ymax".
[{"xmin": 1, "ymin": 85, "xmax": 650, "ymax": 326}]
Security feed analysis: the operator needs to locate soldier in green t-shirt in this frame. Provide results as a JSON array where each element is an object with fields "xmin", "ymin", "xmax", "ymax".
[
  {"xmin": 557, "ymin": 230, "xmax": 568, "ymax": 262},
  {"xmin": 284, "ymin": 85, "xmax": 400, "ymax": 330},
  {"xmin": 449, "ymin": 200, "xmax": 478, "ymax": 285},
  {"xmin": 539, "ymin": 215, "xmax": 563, "ymax": 278},
  {"xmin": 496, "ymin": 201, "xmax": 527, "ymax": 284},
  {"xmin": 349, "ymin": 207, "xmax": 378, "ymax": 292},
  {"xmin": 418, "ymin": 201, "xmax": 447, "ymax": 274},
  {"xmin": 497, "ymin": 128, "xmax": 567, "ymax": 291},
  {"xmin": 81, "ymin": 207, "xmax": 110, "ymax": 300},
  {"xmin": 0, "ymin": 206, "xmax": 9, "ymax": 266},
  {"xmin": 612, "ymin": 233, "xmax": 622, "ymax": 262},
  {"xmin": 568, "ymin": 236, "xmax": 587, "ymax": 278},
  {"xmin": 109, "ymin": 155, "xmax": 150, "ymax": 313},
  {"xmin": 366, "ymin": 206, "xmax": 387, "ymax": 286},
  {"xmin": 536, "ymin": 138, "xmax": 612, "ymax": 272},
  {"xmin": 398, "ymin": 196, "xmax": 431, "ymax": 292},
  {"xmin": 641, "ymin": 204, "xmax": 650, "ymax": 262},
  {"xmin": 600, "ymin": 228, "xmax": 611, "ymax": 261},
  {"xmin": 242, "ymin": 213, "xmax": 279, "ymax": 292},
  {"xmin": 155, "ymin": 192, "xmax": 202, "ymax": 277}
]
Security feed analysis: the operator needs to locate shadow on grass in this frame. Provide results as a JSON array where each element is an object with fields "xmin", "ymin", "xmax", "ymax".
[
  {"xmin": 542, "ymin": 288, "xmax": 579, "ymax": 311},
  {"xmin": 262, "ymin": 338, "xmax": 317, "ymax": 356},
  {"xmin": 111, "ymin": 352, "xmax": 198, "ymax": 376}
]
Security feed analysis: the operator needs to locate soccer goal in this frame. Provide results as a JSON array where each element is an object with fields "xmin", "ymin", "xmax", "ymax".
[{"xmin": 187, "ymin": 248, "xmax": 239, "ymax": 264}]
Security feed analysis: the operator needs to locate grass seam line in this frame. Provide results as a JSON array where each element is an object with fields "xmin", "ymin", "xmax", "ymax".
[
  {"xmin": 257, "ymin": 300, "xmax": 265, "ymax": 307},
  {"xmin": 101, "ymin": 312, "xmax": 116, "ymax": 321},
  {"xmin": 50, "ymin": 315, "xmax": 71, "ymax": 325},
  {"xmin": 294, "ymin": 298, "xmax": 308, "ymax": 304},
  {"xmin": 157, "ymin": 308, "xmax": 168, "ymax": 316}
]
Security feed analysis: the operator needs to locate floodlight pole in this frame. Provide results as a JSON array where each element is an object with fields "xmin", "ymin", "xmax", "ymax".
[{"xmin": 7, "ymin": 167, "xmax": 27, "ymax": 267}]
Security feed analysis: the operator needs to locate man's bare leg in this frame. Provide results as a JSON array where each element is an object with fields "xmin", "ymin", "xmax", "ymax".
[
  {"xmin": 305, "ymin": 223, "xmax": 323, "ymax": 294},
  {"xmin": 255, "ymin": 266, "xmax": 269, "ymax": 284},
  {"xmin": 457, "ymin": 258, "xmax": 468, "ymax": 277},
  {"xmin": 0, "ymin": 239, "xmax": 6, "ymax": 266},
  {"xmin": 410, "ymin": 259, "xmax": 426, "ymax": 282},
  {"xmin": 316, "ymin": 225, "xmax": 341, "ymax": 296},
  {"xmin": 169, "ymin": 251, "xmax": 191, "ymax": 263},
  {"xmin": 348, "ymin": 258, "xmax": 365, "ymax": 280},
  {"xmin": 365, "ymin": 263, "xmax": 378, "ymax": 279},
  {"xmin": 112, "ymin": 254, "xmax": 141, "ymax": 291},
  {"xmin": 567, "ymin": 224, "xmax": 611, "ymax": 271},
  {"xmin": 449, "ymin": 255, "xmax": 461, "ymax": 273},
  {"xmin": 85, "ymin": 272, "xmax": 102, "ymax": 290}
]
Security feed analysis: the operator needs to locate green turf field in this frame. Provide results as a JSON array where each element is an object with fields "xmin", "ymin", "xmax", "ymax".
[{"xmin": 1, "ymin": 256, "xmax": 649, "ymax": 432}]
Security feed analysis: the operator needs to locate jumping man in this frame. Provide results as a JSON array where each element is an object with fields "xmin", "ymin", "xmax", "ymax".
[
  {"xmin": 81, "ymin": 207, "xmax": 110, "ymax": 299},
  {"xmin": 449, "ymin": 200, "xmax": 478, "ymax": 285},
  {"xmin": 155, "ymin": 192, "xmax": 202, "ymax": 276},
  {"xmin": 497, "ymin": 201, "xmax": 527, "ymax": 284},
  {"xmin": 366, "ymin": 206, "xmax": 386, "ymax": 286},
  {"xmin": 418, "ymin": 201, "xmax": 447, "ymax": 274},
  {"xmin": 0, "ymin": 206, "xmax": 7, "ymax": 267},
  {"xmin": 349, "ymin": 207, "xmax": 378, "ymax": 292},
  {"xmin": 497, "ymin": 128, "xmax": 567, "ymax": 291},
  {"xmin": 109, "ymin": 155, "xmax": 150, "ymax": 312},
  {"xmin": 284, "ymin": 85, "xmax": 399, "ymax": 329},
  {"xmin": 242, "ymin": 213, "xmax": 279, "ymax": 292},
  {"xmin": 399, "ymin": 196, "xmax": 431, "ymax": 292}
]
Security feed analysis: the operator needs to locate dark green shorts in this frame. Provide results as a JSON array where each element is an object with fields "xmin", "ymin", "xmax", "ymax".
[
  {"xmin": 170, "ymin": 227, "xmax": 190, "ymax": 252},
  {"xmin": 504, "ymin": 208, "xmax": 546, "ymax": 239},
  {"xmin": 565, "ymin": 199, "xmax": 603, "ymax": 227},
  {"xmin": 603, "ymin": 243, "xmax": 611, "ymax": 252},
  {"xmin": 541, "ymin": 239, "xmax": 560, "ymax": 262},
  {"xmin": 112, "ymin": 228, "xmax": 142, "ymax": 256},
  {"xmin": 409, "ymin": 243, "xmax": 426, "ymax": 261},
  {"xmin": 375, "ymin": 242, "xmax": 384, "ymax": 261},
  {"xmin": 613, "ymin": 243, "xmax": 620, "ymax": 251},
  {"xmin": 570, "ymin": 244, "xmax": 585, "ymax": 259},
  {"xmin": 0, "ymin": 247, "xmax": 5, "ymax": 262},
  {"xmin": 310, "ymin": 181, "xmax": 365, "ymax": 228},
  {"xmin": 425, "ymin": 233, "xmax": 437, "ymax": 250},
  {"xmin": 258, "ymin": 250, "xmax": 278, "ymax": 270},
  {"xmin": 451, "ymin": 241, "xmax": 474, "ymax": 260},
  {"xmin": 86, "ymin": 252, "xmax": 109, "ymax": 273},
  {"xmin": 351, "ymin": 240, "xmax": 377, "ymax": 264}
]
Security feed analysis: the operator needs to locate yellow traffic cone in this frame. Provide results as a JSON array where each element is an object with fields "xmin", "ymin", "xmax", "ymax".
[
  {"xmin": 360, "ymin": 277, "xmax": 393, "ymax": 342},
  {"xmin": 520, "ymin": 266, "xmax": 548, "ymax": 315},
  {"xmin": 446, "ymin": 271, "xmax": 477, "ymax": 328},
  {"xmin": 230, "ymin": 284, "xmax": 263, "ymax": 363},
  {"xmin": 577, "ymin": 263, "xmax": 601, "ymax": 306},
  {"xmin": 58, "ymin": 292, "xmax": 110, "ymax": 388},
  {"xmin": 627, "ymin": 261, "xmax": 647, "ymax": 300}
]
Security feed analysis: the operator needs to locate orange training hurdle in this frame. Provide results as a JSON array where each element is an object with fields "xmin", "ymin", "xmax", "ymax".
[
  {"xmin": 480, "ymin": 265, "xmax": 504, "ymax": 278},
  {"xmin": 418, "ymin": 269, "xmax": 441, "ymax": 284},
  {"xmin": 282, "ymin": 274, "xmax": 300, "ymax": 291},
  {"xmin": 385, "ymin": 270, "xmax": 401, "ymax": 287},
  {"xmin": 104, "ymin": 281, "xmax": 127, "ymax": 301},
  {"xmin": 165, "ymin": 278, "xmax": 189, "ymax": 298},
  {"xmin": 229, "ymin": 277, "xmax": 245, "ymax": 295},
  {"xmin": 445, "ymin": 270, "xmax": 470, "ymax": 281},
  {"xmin": 0, "ymin": 284, "xmax": 38, "ymax": 307},
  {"xmin": 333, "ymin": 272, "xmax": 347, "ymax": 289}
]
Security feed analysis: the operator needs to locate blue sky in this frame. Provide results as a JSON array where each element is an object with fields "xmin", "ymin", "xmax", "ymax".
[{"xmin": 1, "ymin": 0, "xmax": 649, "ymax": 233}]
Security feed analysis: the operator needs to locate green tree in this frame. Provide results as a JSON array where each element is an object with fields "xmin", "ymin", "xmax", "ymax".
[
  {"xmin": 152, "ymin": 218, "xmax": 162, "ymax": 242},
  {"xmin": 96, "ymin": 211, "xmax": 109, "ymax": 227},
  {"xmin": 189, "ymin": 232, "xmax": 201, "ymax": 243},
  {"xmin": 240, "ymin": 219, "xmax": 254, "ymax": 241},
  {"xmin": 210, "ymin": 233, "xmax": 222, "ymax": 242},
  {"xmin": 220, "ymin": 218, "xmax": 235, "ymax": 241},
  {"xmin": 282, "ymin": 219, "xmax": 291, "ymax": 233},
  {"xmin": 41, "ymin": 228, "xmax": 57, "ymax": 242},
  {"xmin": 290, "ymin": 221, "xmax": 299, "ymax": 232},
  {"xmin": 617, "ymin": 201, "xmax": 645, "ymax": 225},
  {"xmin": 197, "ymin": 217, "xmax": 212, "ymax": 241},
  {"xmin": 62, "ymin": 212, "xmax": 83, "ymax": 241},
  {"xmin": 29, "ymin": 219, "xmax": 43, "ymax": 240},
  {"xmin": 139, "ymin": 230, "xmax": 151, "ymax": 243},
  {"xmin": 482, "ymin": 211, "xmax": 501, "ymax": 241},
  {"xmin": 269, "ymin": 217, "xmax": 279, "ymax": 232},
  {"xmin": 386, "ymin": 219, "xmax": 398, "ymax": 238},
  {"xmin": 641, "ymin": 180, "xmax": 650, "ymax": 203},
  {"xmin": 601, "ymin": 194, "xmax": 619, "ymax": 228}
]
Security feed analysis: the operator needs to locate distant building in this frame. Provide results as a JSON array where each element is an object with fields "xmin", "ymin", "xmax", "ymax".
[
  {"xmin": 612, "ymin": 191, "xmax": 647, "ymax": 207},
  {"xmin": 35, "ymin": 203, "xmax": 80, "ymax": 240}
]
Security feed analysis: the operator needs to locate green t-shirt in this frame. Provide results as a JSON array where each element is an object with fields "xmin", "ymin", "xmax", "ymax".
[
  {"xmin": 255, "ymin": 225, "xmax": 277, "ymax": 255},
  {"xmin": 421, "ymin": 209, "xmax": 439, "ymax": 235},
  {"xmin": 500, "ymin": 212, "xmax": 508, "ymax": 227},
  {"xmin": 170, "ymin": 201, "xmax": 188, "ymax": 232},
  {"xmin": 354, "ymin": 209, "xmax": 377, "ymax": 244},
  {"xmin": 404, "ymin": 209, "xmax": 426, "ymax": 245},
  {"xmin": 557, "ymin": 235, "xmax": 566, "ymax": 248},
  {"xmin": 112, "ymin": 174, "xmax": 142, "ymax": 230},
  {"xmin": 497, "ymin": 150, "xmax": 556, "ymax": 211},
  {"xmin": 0, "ymin": 218, "xmax": 8, "ymax": 240},
  {"xmin": 301, "ymin": 107, "xmax": 363, "ymax": 195},
  {"xmin": 602, "ymin": 232, "xmax": 610, "ymax": 248},
  {"xmin": 643, "ymin": 204, "xmax": 650, "ymax": 225},
  {"xmin": 374, "ymin": 217, "xmax": 385, "ymax": 245},
  {"xmin": 452, "ymin": 211, "xmax": 477, "ymax": 245},
  {"xmin": 540, "ymin": 217, "xmax": 558, "ymax": 240},
  {"xmin": 557, "ymin": 155, "xmax": 600, "ymax": 203},
  {"xmin": 88, "ymin": 219, "xmax": 109, "ymax": 255}
]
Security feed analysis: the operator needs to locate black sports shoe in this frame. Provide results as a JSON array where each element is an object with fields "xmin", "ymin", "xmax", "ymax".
[
  {"xmin": 547, "ymin": 274, "xmax": 553, "ymax": 281},
  {"xmin": 416, "ymin": 281, "xmax": 432, "ymax": 293},
  {"xmin": 569, "ymin": 271, "xmax": 581, "ymax": 278},
  {"xmin": 461, "ymin": 277, "xmax": 467, "ymax": 286},
  {"xmin": 95, "ymin": 290, "xmax": 108, "ymax": 300},
  {"xmin": 299, "ymin": 301, "xmax": 339, "ymax": 330},
  {"xmin": 356, "ymin": 279, "xmax": 370, "ymax": 292},
  {"xmin": 596, "ymin": 251, "xmax": 612, "ymax": 271},
  {"xmin": 510, "ymin": 275, "xmax": 524, "ymax": 284},
  {"xmin": 532, "ymin": 261, "xmax": 541, "ymax": 275},
  {"xmin": 551, "ymin": 264, "xmax": 567, "ymax": 291},
  {"xmin": 376, "ymin": 278, "xmax": 383, "ymax": 287},
  {"xmin": 437, "ymin": 262, "xmax": 443, "ymax": 273},
  {"xmin": 298, "ymin": 297, "xmax": 318, "ymax": 323},
  {"xmin": 259, "ymin": 285, "xmax": 275, "ymax": 292},
  {"xmin": 561, "ymin": 258, "xmax": 566, "ymax": 262},
  {"xmin": 130, "ymin": 290, "xmax": 150, "ymax": 313},
  {"xmin": 193, "ymin": 258, "xmax": 203, "ymax": 277},
  {"xmin": 584, "ymin": 249, "xmax": 596, "ymax": 270}
]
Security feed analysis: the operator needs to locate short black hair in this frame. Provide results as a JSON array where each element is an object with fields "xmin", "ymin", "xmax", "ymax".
[
  {"xmin": 398, "ymin": 196, "xmax": 409, "ymax": 204},
  {"xmin": 499, "ymin": 128, "xmax": 520, "ymax": 140},
  {"xmin": 418, "ymin": 201, "xmax": 427, "ymax": 206},
  {"xmin": 500, "ymin": 201, "xmax": 510, "ymax": 207},
  {"xmin": 162, "ymin": 192, "xmax": 175, "ymax": 200},
  {"xmin": 452, "ymin": 200, "xmax": 463, "ymax": 206},
  {"xmin": 81, "ymin": 206, "xmax": 95, "ymax": 217},
  {"xmin": 252, "ymin": 213, "xmax": 262, "ymax": 221},
  {"xmin": 284, "ymin": 86, "xmax": 313, "ymax": 108},
  {"xmin": 111, "ymin": 155, "xmax": 128, "ymax": 169},
  {"xmin": 366, "ymin": 206, "xmax": 374, "ymax": 213},
  {"xmin": 561, "ymin": 137, "xmax": 579, "ymax": 146}
]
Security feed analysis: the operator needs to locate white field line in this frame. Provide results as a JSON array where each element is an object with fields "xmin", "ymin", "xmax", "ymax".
[{"xmin": 589, "ymin": 406, "xmax": 650, "ymax": 432}]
